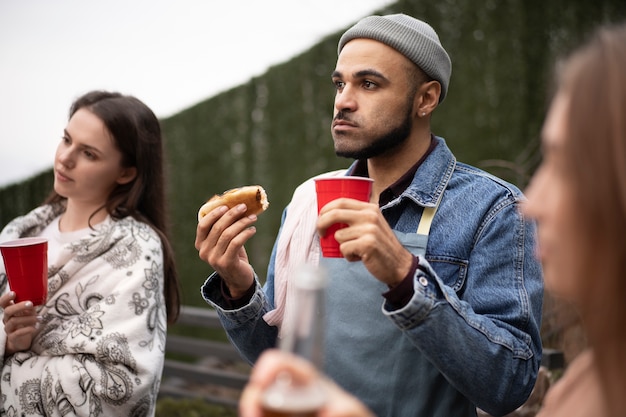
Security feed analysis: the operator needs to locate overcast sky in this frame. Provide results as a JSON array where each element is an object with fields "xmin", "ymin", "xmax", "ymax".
[{"xmin": 0, "ymin": 0, "xmax": 394, "ymax": 187}]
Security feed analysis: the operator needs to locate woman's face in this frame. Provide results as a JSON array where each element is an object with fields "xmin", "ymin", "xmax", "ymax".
[
  {"xmin": 53, "ymin": 108, "xmax": 135, "ymax": 209},
  {"xmin": 522, "ymin": 92, "xmax": 582, "ymax": 302}
]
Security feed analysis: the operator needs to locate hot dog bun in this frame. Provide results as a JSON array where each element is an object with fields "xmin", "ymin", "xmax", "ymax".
[{"xmin": 198, "ymin": 185, "xmax": 269, "ymax": 221}]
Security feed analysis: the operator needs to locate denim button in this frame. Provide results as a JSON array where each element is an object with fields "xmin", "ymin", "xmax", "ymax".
[{"xmin": 419, "ymin": 277, "xmax": 428, "ymax": 286}]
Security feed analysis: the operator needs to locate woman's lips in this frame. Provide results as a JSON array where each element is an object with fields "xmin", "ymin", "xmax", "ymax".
[{"xmin": 55, "ymin": 170, "xmax": 72, "ymax": 182}]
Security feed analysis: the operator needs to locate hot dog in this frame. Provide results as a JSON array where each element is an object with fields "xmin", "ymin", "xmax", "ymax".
[{"xmin": 197, "ymin": 185, "xmax": 269, "ymax": 221}]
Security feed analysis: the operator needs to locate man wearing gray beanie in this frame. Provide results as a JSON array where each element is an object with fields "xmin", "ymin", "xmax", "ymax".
[{"xmin": 198, "ymin": 13, "xmax": 542, "ymax": 417}]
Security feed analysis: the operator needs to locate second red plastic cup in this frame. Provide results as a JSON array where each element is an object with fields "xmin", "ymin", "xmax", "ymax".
[
  {"xmin": 0, "ymin": 237, "xmax": 49, "ymax": 305},
  {"xmin": 314, "ymin": 176, "xmax": 374, "ymax": 257}
]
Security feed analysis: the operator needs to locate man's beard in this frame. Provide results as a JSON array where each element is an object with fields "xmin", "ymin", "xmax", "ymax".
[{"xmin": 334, "ymin": 106, "xmax": 413, "ymax": 160}]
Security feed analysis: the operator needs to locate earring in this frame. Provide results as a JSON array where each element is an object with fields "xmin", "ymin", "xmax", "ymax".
[{"xmin": 421, "ymin": 112, "xmax": 426, "ymax": 117}]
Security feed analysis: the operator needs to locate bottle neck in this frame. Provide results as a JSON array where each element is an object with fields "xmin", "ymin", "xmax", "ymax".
[{"xmin": 279, "ymin": 264, "xmax": 327, "ymax": 368}]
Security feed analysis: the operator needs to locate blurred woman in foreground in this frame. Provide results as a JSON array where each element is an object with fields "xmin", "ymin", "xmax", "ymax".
[{"xmin": 524, "ymin": 22, "xmax": 626, "ymax": 417}]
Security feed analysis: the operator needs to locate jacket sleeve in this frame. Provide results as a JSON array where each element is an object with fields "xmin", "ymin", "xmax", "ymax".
[
  {"xmin": 200, "ymin": 205, "xmax": 291, "ymax": 365},
  {"xmin": 200, "ymin": 242, "xmax": 280, "ymax": 364},
  {"xmin": 384, "ymin": 199, "xmax": 543, "ymax": 416}
]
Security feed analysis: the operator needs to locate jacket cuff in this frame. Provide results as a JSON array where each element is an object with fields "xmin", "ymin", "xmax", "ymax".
[{"xmin": 382, "ymin": 255, "xmax": 418, "ymax": 309}]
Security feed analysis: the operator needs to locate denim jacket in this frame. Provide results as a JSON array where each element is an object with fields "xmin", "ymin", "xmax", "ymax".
[{"xmin": 202, "ymin": 137, "xmax": 543, "ymax": 417}]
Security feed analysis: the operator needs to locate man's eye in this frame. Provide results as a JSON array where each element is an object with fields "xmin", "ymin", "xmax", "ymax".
[
  {"xmin": 363, "ymin": 80, "xmax": 376, "ymax": 89},
  {"xmin": 333, "ymin": 80, "xmax": 345, "ymax": 90}
]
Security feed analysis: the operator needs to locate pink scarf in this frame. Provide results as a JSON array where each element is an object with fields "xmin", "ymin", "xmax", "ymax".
[{"xmin": 263, "ymin": 170, "xmax": 346, "ymax": 336}]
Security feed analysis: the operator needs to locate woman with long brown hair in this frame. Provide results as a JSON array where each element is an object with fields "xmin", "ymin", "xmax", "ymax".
[
  {"xmin": 524, "ymin": 22, "xmax": 626, "ymax": 417},
  {"xmin": 0, "ymin": 90, "xmax": 180, "ymax": 416}
]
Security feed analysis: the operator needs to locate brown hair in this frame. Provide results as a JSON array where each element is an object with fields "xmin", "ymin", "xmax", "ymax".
[
  {"xmin": 45, "ymin": 91, "xmax": 180, "ymax": 323},
  {"xmin": 558, "ymin": 23, "xmax": 626, "ymax": 415}
]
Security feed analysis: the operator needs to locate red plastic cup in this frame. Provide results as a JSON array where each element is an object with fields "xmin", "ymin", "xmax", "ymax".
[
  {"xmin": 0, "ymin": 237, "xmax": 48, "ymax": 305},
  {"xmin": 314, "ymin": 176, "xmax": 374, "ymax": 257}
]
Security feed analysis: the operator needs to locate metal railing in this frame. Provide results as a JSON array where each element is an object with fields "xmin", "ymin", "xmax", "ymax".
[{"xmin": 159, "ymin": 305, "xmax": 251, "ymax": 408}]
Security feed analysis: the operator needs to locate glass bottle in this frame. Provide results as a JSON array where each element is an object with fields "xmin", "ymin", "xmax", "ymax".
[{"xmin": 261, "ymin": 264, "xmax": 328, "ymax": 417}]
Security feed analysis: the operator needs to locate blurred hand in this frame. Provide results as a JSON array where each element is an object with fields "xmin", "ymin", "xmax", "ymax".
[
  {"xmin": 240, "ymin": 349, "xmax": 375, "ymax": 417},
  {"xmin": 316, "ymin": 198, "xmax": 413, "ymax": 287},
  {"xmin": 194, "ymin": 204, "xmax": 258, "ymax": 297},
  {"xmin": 1, "ymin": 291, "xmax": 39, "ymax": 355}
]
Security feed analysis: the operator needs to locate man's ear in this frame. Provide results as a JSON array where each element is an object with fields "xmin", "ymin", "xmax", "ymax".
[
  {"xmin": 414, "ymin": 80, "xmax": 441, "ymax": 118},
  {"xmin": 117, "ymin": 166, "xmax": 137, "ymax": 185}
]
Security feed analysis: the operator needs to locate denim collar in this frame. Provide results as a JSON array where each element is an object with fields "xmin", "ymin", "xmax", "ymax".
[{"xmin": 346, "ymin": 136, "xmax": 456, "ymax": 208}]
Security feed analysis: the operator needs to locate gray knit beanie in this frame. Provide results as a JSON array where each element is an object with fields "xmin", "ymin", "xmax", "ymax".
[{"xmin": 338, "ymin": 14, "xmax": 451, "ymax": 103}]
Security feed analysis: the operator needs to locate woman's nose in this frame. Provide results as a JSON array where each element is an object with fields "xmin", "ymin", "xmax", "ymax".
[{"xmin": 56, "ymin": 147, "xmax": 75, "ymax": 168}]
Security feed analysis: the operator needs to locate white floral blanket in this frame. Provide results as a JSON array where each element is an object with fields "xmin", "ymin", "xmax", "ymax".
[{"xmin": 0, "ymin": 204, "xmax": 167, "ymax": 417}]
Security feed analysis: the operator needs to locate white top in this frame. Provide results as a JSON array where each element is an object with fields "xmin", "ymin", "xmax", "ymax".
[{"xmin": 38, "ymin": 216, "xmax": 108, "ymax": 267}]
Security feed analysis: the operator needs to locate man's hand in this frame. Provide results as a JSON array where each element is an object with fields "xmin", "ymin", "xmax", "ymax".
[
  {"xmin": 316, "ymin": 198, "xmax": 413, "ymax": 287},
  {"xmin": 195, "ymin": 203, "xmax": 258, "ymax": 298}
]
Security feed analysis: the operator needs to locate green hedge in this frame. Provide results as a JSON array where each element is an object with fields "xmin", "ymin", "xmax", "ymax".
[{"xmin": 2, "ymin": 0, "xmax": 625, "ymax": 314}]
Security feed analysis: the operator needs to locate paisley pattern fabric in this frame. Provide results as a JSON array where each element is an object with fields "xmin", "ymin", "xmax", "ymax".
[{"xmin": 0, "ymin": 203, "xmax": 167, "ymax": 416}]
